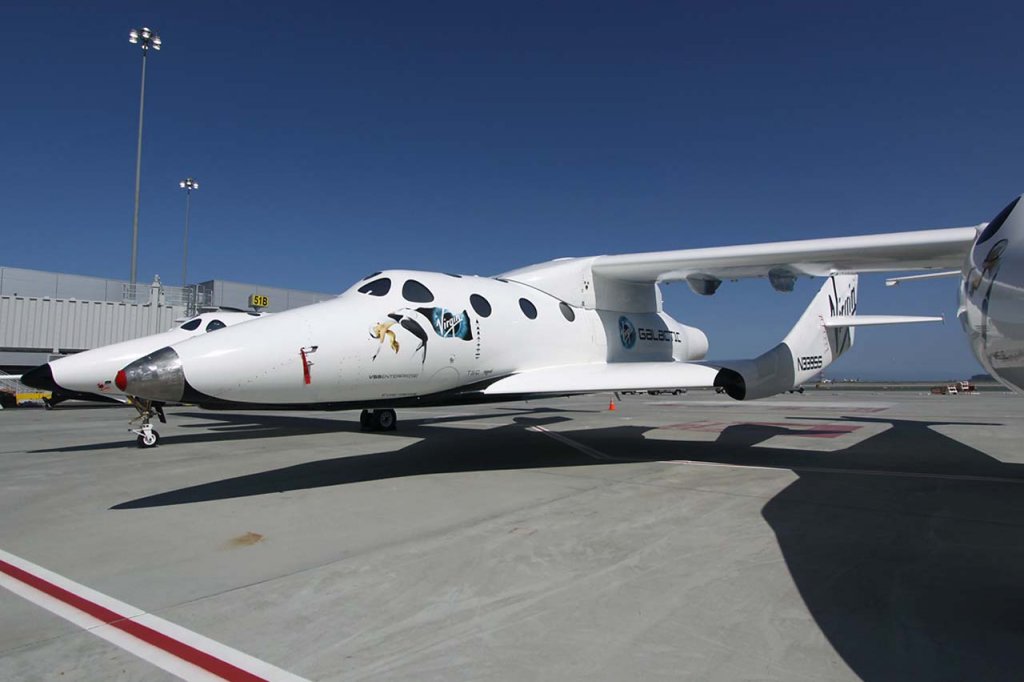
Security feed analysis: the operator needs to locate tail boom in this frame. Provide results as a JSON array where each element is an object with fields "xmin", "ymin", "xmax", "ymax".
[{"xmin": 711, "ymin": 274, "xmax": 858, "ymax": 400}]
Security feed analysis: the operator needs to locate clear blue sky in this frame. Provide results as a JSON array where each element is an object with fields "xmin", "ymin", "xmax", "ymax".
[{"xmin": 3, "ymin": 1, "xmax": 1022, "ymax": 379}]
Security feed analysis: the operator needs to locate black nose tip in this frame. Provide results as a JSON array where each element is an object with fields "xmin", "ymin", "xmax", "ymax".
[{"xmin": 21, "ymin": 363, "xmax": 59, "ymax": 391}]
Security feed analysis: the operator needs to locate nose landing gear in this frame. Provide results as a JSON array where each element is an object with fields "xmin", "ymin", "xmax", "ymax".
[
  {"xmin": 127, "ymin": 397, "xmax": 167, "ymax": 448},
  {"xmin": 360, "ymin": 408, "xmax": 397, "ymax": 431}
]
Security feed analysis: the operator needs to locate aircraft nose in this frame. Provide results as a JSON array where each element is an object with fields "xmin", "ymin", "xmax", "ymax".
[
  {"xmin": 21, "ymin": 363, "xmax": 60, "ymax": 391},
  {"xmin": 118, "ymin": 346, "xmax": 184, "ymax": 402}
]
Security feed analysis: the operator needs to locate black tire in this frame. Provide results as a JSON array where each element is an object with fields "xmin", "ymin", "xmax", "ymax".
[
  {"xmin": 136, "ymin": 430, "xmax": 160, "ymax": 448},
  {"xmin": 359, "ymin": 410, "xmax": 372, "ymax": 430},
  {"xmin": 374, "ymin": 409, "xmax": 397, "ymax": 431}
]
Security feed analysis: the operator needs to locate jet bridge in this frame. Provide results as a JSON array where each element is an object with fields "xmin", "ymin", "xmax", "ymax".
[{"xmin": 0, "ymin": 266, "xmax": 334, "ymax": 372}]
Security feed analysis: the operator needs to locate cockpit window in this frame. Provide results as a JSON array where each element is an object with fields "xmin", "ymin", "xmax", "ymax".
[
  {"xmin": 559, "ymin": 302, "xmax": 576, "ymax": 322},
  {"xmin": 180, "ymin": 318, "xmax": 202, "ymax": 331},
  {"xmin": 402, "ymin": 279, "xmax": 435, "ymax": 303},
  {"xmin": 357, "ymin": 278, "xmax": 392, "ymax": 296},
  {"xmin": 206, "ymin": 319, "xmax": 227, "ymax": 332}
]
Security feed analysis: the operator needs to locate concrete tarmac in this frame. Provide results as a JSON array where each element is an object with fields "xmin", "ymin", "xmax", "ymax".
[{"xmin": 1, "ymin": 390, "xmax": 1023, "ymax": 681}]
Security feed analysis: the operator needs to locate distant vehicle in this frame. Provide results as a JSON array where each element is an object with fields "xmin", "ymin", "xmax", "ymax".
[
  {"xmin": 931, "ymin": 381, "xmax": 977, "ymax": 396},
  {"xmin": 0, "ymin": 374, "xmax": 21, "ymax": 409}
]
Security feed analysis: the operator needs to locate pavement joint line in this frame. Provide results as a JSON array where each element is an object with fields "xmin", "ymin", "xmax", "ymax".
[
  {"xmin": 529, "ymin": 424, "xmax": 1024, "ymax": 486},
  {"xmin": 655, "ymin": 459, "xmax": 1024, "ymax": 484},
  {"xmin": 527, "ymin": 425, "xmax": 615, "ymax": 460},
  {"xmin": 530, "ymin": 464, "xmax": 1024, "ymax": 530},
  {"xmin": 0, "ymin": 548, "xmax": 307, "ymax": 682},
  {"xmin": 453, "ymin": 422, "xmax": 1024, "ymax": 527}
]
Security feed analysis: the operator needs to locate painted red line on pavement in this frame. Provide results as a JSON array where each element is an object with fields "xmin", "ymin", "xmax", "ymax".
[
  {"xmin": 0, "ymin": 558, "xmax": 265, "ymax": 681},
  {"xmin": 660, "ymin": 421, "xmax": 862, "ymax": 439}
]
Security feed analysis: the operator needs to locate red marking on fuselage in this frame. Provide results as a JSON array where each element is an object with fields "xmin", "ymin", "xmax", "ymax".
[{"xmin": 299, "ymin": 349, "xmax": 311, "ymax": 385}]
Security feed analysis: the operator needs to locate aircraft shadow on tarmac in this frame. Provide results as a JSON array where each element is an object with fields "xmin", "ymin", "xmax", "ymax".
[
  {"xmin": 28, "ymin": 407, "xmax": 593, "ymax": 453},
  {"xmin": 110, "ymin": 410, "xmax": 1024, "ymax": 681}
]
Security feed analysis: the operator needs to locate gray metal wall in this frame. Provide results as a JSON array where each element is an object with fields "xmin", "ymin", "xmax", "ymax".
[
  {"xmin": 0, "ymin": 267, "xmax": 128, "ymax": 301},
  {"xmin": 0, "ymin": 266, "xmax": 335, "ymax": 369},
  {"xmin": 0, "ymin": 296, "xmax": 184, "ymax": 353},
  {"xmin": 195, "ymin": 280, "xmax": 336, "ymax": 312}
]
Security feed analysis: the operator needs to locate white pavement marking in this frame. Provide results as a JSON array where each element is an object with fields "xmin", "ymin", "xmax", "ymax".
[
  {"xmin": 528, "ymin": 425, "xmax": 614, "ymax": 460},
  {"xmin": 529, "ymin": 425, "xmax": 1024, "ymax": 485},
  {"xmin": 0, "ymin": 548, "xmax": 307, "ymax": 682}
]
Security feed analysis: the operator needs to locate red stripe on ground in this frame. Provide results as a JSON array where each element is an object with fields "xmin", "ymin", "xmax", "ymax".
[
  {"xmin": 0, "ymin": 558, "xmax": 266, "ymax": 682},
  {"xmin": 660, "ymin": 421, "xmax": 862, "ymax": 439}
]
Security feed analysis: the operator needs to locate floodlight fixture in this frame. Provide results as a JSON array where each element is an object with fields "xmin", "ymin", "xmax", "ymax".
[
  {"xmin": 127, "ymin": 26, "xmax": 161, "ymax": 284},
  {"xmin": 129, "ymin": 27, "xmax": 161, "ymax": 51},
  {"xmin": 179, "ymin": 177, "xmax": 199, "ymax": 288}
]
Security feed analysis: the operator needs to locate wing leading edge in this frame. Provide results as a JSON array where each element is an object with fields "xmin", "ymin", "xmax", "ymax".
[
  {"xmin": 501, "ymin": 225, "xmax": 979, "ymax": 310},
  {"xmin": 590, "ymin": 226, "xmax": 979, "ymax": 284}
]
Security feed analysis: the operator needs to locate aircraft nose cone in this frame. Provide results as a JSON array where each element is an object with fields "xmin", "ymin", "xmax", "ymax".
[
  {"xmin": 21, "ymin": 363, "xmax": 60, "ymax": 391},
  {"xmin": 120, "ymin": 346, "xmax": 184, "ymax": 402}
]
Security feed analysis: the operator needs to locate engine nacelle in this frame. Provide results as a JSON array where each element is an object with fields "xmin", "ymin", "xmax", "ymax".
[
  {"xmin": 678, "ymin": 324, "xmax": 709, "ymax": 361},
  {"xmin": 713, "ymin": 343, "xmax": 796, "ymax": 400}
]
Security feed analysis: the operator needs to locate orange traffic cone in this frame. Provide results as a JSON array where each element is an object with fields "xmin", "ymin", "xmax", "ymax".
[{"xmin": 608, "ymin": 400, "xmax": 616, "ymax": 411}]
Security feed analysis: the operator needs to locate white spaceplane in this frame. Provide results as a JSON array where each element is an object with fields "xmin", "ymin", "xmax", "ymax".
[{"xmin": 22, "ymin": 195, "xmax": 1024, "ymax": 448}]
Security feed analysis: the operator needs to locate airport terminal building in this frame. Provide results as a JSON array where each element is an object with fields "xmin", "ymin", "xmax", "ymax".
[{"xmin": 0, "ymin": 266, "xmax": 334, "ymax": 372}]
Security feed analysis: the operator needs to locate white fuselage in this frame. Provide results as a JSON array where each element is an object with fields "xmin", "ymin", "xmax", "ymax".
[
  {"xmin": 43, "ymin": 312, "xmax": 263, "ymax": 398},
  {"xmin": 147, "ymin": 271, "xmax": 707, "ymax": 406},
  {"xmin": 959, "ymin": 197, "xmax": 1024, "ymax": 393}
]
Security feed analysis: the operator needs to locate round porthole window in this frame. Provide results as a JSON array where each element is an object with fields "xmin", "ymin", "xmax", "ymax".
[
  {"xmin": 470, "ymin": 294, "xmax": 492, "ymax": 317},
  {"xmin": 519, "ymin": 298, "xmax": 538, "ymax": 319}
]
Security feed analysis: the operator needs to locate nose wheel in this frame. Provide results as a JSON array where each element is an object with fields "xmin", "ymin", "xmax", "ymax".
[
  {"xmin": 136, "ymin": 428, "xmax": 160, "ymax": 448},
  {"xmin": 127, "ymin": 397, "xmax": 167, "ymax": 448},
  {"xmin": 360, "ymin": 408, "xmax": 397, "ymax": 431}
]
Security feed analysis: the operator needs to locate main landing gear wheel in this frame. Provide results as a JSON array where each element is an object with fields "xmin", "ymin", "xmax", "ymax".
[
  {"xmin": 360, "ymin": 408, "xmax": 397, "ymax": 431},
  {"xmin": 375, "ymin": 408, "xmax": 397, "ymax": 431},
  {"xmin": 136, "ymin": 430, "xmax": 160, "ymax": 448}
]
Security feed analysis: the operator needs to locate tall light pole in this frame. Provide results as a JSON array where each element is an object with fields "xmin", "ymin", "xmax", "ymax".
[
  {"xmin": 128, "ymin": 27, "xmax": 161, "ymax": 285},
  {"xmin": 179, "ymin": 177, "xmax": 199, "ymax": 288}
]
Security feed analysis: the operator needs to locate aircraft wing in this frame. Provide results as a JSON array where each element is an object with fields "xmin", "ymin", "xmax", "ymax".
[
  {"xmin": 590, "ymin": 226, "xmax": 978, "ymax": 284},
  {"xmin": 481, "ymin": 362, "xmax": 721, "ymax": 396}
]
